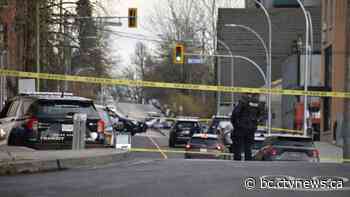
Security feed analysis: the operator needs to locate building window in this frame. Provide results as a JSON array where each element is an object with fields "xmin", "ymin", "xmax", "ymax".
[
  {"xmin": 324, "ymin": 46, "xmax": 332, "ymax": 88},
  {"xmin": 323, "ymin": 98, "xmax": 331, "ymax": 131},
  {"xmin": 323, "ymin": 46, "xmax": 332, "ymax": 132}
]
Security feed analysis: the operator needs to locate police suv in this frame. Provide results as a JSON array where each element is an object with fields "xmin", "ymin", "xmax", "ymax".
[{"xmin": 168, "ymin": 116, "xmax": 201, "ymax": 147}]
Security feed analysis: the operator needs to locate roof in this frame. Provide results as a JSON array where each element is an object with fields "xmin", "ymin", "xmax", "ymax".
[
  {"xmin": 176, "ymin": 117, "xmax": 199, "ymax": 122},
  {"xmin": 192, "ymin": 133, "xmax": 218, "ymax": 139},
  {"xmin": 212, "ymin": 115, "xmax": 230, "ymax": 119},
  {"xmin": 17, "ymin": 92, "xmax": 92, "ymax": 102}
]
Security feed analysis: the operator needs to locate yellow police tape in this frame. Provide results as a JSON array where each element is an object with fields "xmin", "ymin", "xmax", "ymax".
[
  {"xmin": 0, "ymin": 68, "xmax": 310, "ymax": 134},
  {"xmin": 130, "ymin": 147, "xmax": 350, "ymax": 162},
  {"xmin": 1, "ymin": 68, "xmax": 350, "ymax": 98}
]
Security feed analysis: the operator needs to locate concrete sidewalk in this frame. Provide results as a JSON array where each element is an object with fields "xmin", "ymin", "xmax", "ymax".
[
  {"xmin": 315, "ymin": 142, "xmax": 343, "ymax": 163},
  {"xmin": 0, "ymin": 145, "xmax": 129, "ymax": 175}
]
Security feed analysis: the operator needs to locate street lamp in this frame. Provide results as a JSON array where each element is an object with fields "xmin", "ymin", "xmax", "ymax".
[
  {"xmin": 295, "ymin": 0, "xmax": 312, "ymax": 137},
  {"xmin": 216, "ymin": 39, "xmax": 234, "ymax": 114},
  {"xmin": 225, "ymin": 23, "xmax": 271, "ymax": 134}
]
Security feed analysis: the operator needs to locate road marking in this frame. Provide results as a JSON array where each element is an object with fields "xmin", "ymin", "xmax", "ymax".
[{"xmin": 146, "ymin": 133, "xmax": 168, "ymax": 159}]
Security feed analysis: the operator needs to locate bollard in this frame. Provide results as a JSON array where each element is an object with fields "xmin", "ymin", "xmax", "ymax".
[{"xmin": 72, "ymin": 113, "xmax": 87, "ymax": 150}]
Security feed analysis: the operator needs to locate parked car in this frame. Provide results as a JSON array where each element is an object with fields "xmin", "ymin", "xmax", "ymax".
[
  {"xmin": 108, "ymin": 108, "xmax": 147, "ymax": 136},
  {"xmin": 184, "ymin": 133, "xmax": 226, "ymax": 159},
  {"xmin": 208, "ymin": 115, "xmax": 231, "ymax": 134},
  {"xmin": 168, "ymin": 117, "xmax": 201, "ymax": 147},
  {"xmin": 254, "ymin": 134, "xmax": 320, "ymax": 162},
  {"xmin": 0, "ymin": 92, "xmax": 106, "ymax": 149}
]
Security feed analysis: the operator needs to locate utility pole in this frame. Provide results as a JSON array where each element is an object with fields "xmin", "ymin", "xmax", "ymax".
[
  {"xmin": 64, "ymin": 12, "xmax": 71, "ymax": 91},
  {"xmin": 36, "ymin": 0, "xmax": 40, "ymax": 92}
]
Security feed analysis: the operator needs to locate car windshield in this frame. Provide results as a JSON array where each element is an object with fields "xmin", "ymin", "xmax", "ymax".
[
  {"xmin": 33, "ymin": 100, "xmax": 98, "ymax": 118},
  {"xmin": 272, "ymin": 137, "xmax": 314, "ymax": 147},
  {"xmin": 190, "ymin": 137, "xmax": 218, "ymax": 147}
]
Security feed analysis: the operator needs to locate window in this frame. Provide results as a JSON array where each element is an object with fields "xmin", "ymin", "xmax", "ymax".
[
  {"xmin": 7, "ymin": 100, "xmax": 20, "ymax": 117},
  {"xmin": 18, "ymin": 100, "xmax": 33, "ymax": 117},
  {"xmin": 323, "ymin": 98, "xmax": 331, "ymax": 131},
  {"xmin": 324, "ymin": 46, "xmax": 332, "ymax": 89}
]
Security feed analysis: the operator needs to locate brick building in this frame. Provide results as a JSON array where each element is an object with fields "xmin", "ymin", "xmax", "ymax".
[{"xmin": 321, "ymin": 0, "xmax": 350, "ymax": 143}]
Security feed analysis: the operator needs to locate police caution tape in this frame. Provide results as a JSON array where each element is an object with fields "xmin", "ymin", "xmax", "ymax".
[{"xmin": 1, "ymin": 68, "xmax": 350, "ymax": 98}]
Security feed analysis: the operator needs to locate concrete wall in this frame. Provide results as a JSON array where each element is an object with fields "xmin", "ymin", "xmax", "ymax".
[{"xmin": 320, "ymin": 0, "xmax": 349, "ymax": 142}]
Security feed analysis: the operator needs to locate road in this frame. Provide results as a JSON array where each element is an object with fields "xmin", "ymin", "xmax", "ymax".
[{"xmin": 0, "ymin": 129, "xmax": 350, "ymax": 197}]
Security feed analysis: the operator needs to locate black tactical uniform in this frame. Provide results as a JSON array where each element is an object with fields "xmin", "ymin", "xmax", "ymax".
[{"xmin": 230, "ymin": 94, "xmax": 266, "ymax": 161}]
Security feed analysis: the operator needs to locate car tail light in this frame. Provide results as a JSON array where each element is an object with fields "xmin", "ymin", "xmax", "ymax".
[
  {"xmin": 312, "ymin": 149, "xmax": 319, "ymax": 158},
  {"xmin": 26, "ymin": 117, "xmax": 38, "ymax": 131},
  {"xmin": 185, "ymin": 144, "xmax": 191, "ymax": 149},
  {"xmin": 97, "ymin": 120, "xmax": 105, "ymax": 133}
]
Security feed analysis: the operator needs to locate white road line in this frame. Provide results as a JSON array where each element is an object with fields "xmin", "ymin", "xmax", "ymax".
[{"xmin": 147, "ymin": 133, "xmax": 168, "ymax": 159}]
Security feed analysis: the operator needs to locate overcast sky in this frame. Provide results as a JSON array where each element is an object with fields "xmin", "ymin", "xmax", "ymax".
[{"xmin": 102, "ymin": 0, "xmax": 244, "ymax": 72}]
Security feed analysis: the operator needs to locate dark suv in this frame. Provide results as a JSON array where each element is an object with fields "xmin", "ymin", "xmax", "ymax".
[
  {"xmin": 0, "ymin": 92, "xmax": 106, "ymax": 149},
  {"xmin": 168, "ymin": 118, "xmax": 201, "ymax": 147}
]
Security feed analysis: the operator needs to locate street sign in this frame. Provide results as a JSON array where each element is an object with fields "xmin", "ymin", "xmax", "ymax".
[{"xmin": 188, "ymin": 58, "xmax": 202, "ymax": 64}]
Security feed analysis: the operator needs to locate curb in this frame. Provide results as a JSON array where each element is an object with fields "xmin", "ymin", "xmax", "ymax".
[{"xmin": 0, "ymin": 150, "xmax": 129, "ymax": 176}]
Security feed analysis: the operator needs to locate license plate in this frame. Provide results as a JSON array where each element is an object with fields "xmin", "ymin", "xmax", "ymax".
[
  {"xmin": 182, "ymin": 130, "xmax": 190, "ymax": 135},
  {"xmin": 200, "ymin": 148, "xmax": 207, "ymax": 153},
  {"xmin": 62, "ymin": 124, "xmax": 73, "ymax": 132}
]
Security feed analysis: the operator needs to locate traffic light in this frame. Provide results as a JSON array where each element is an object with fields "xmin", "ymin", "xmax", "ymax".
[
  {"xmin": 128, "ymin": 8, "xmax": 137, "ymax": 28},
  {"xmin": 173, "ymin": 44, "xmax": 184, "ymax": 64}
]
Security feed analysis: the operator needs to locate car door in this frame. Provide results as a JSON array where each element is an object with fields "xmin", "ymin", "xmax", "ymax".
[{"xmin": 0, "ymin": 99, "xmax": 21, "ymax": 145}]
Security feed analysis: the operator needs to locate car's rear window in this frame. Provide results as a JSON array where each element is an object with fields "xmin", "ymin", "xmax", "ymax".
[
  {"xmin": 176, "ymin": 121, "xmax": 198, "ymax": 129},
  {"xmin": 272, "ymin": 137, "xmax": 314, "ymax": 147},
  {"xmin": 32, "ymin": 100, "xmax": 98, "ymax": 118},
  {"xmin": 190, "ymin": 137, "xmax": 218, "ymax": 146}
]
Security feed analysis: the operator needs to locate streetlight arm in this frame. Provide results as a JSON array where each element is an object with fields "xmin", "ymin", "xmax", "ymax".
[
  {"xmin": 225, "ymin": 24, "xmax": 268, "ymax": 60},
  {"xmin": 232, "ymin": 55, "xmax": 267, "ymax": 87}
]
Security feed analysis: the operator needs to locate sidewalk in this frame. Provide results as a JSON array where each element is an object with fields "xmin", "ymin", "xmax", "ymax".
[
  {"xmin": 0, "ymin": 145, "xmax": 129, "ymax": 175},
  {"xmin": 314, "ymin": 142, "xmax": 343, "ymax": 163}
]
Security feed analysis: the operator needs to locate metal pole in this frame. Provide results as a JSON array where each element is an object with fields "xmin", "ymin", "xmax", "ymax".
[
  {"xmin": 255, "ymin": 0, "xmax": 273, "ymax": 136},
  {"xmin": 36, "ymin": 1, "xmax": 40, "ymax": 92},
  {"xmin": 295, "ymin": 0, "xmax": 310, "ymax": 137},
  {"xmin": 217, "ymin": 57, "xmax": 221, "ymax": 115},
  {"xmin": 216, "ymin": 39, "xmax": 234, "ymax": 108},
  {"xmin": 225, "ymin": 24, "xmax": 270, "ymax": 126},
  {"xmin": 0, "ymin": 51, "xmax": 4, "ymax": 110},
  {"xmin": 186, "ymin": 53, "xmax": 267, "ymax": 87}
]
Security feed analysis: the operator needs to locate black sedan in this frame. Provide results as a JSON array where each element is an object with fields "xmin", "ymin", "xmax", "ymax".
[{"xmin": 254, "ymin": 134, "xmax": 320, "ymax": 162}]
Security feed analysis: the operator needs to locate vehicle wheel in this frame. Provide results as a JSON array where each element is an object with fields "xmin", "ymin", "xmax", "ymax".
[
  {"xmin": 169, "ymin": 138, "xmax": 175, "ymax": 148},
  {"xmin": 8, "ymin": 132, "xmax": 23, "ymax": 146}
]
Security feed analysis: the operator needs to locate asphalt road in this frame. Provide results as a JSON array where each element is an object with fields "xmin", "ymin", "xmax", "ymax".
[
  {"xmin": 1, "ymin": 129, "xmax": 350, "ymax": 197},
  {"xmin": 130, "ymin": 129, "xmax": 185, "ymax": 160}
]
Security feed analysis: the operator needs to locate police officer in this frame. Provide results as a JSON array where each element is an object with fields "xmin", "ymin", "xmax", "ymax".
[{"xmin": 230, "ymin": 93, "xmax": 266, "ymax": 161}]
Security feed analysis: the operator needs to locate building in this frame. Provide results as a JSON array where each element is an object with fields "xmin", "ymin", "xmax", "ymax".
[
  {"xmin": 216, "ymin": 6, "xmax": 321, "ymax": 105},
  {"xmin": 320, "ymin": 0, "xmax": 350, "ymax": 143},
  {"xmin": 245, "ymin": 0, "xmax": 320, "ymax": 8}
]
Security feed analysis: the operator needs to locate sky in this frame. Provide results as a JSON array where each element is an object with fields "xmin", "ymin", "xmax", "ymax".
[{"xmin": 101, "ymin": 0, "xmax": 245, "ymax": 72}]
